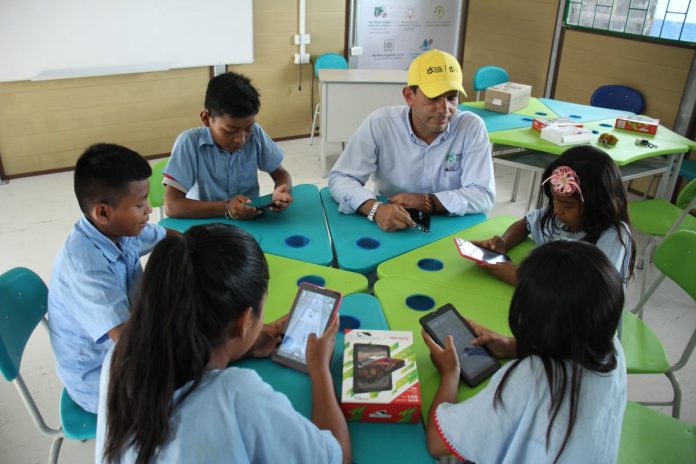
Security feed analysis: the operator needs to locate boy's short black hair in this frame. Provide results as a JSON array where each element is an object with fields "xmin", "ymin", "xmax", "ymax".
[
  {"xmin": 74, "ymin": 143, "xmax": 152, "ymax": 214},
  {"xmin": 204, "ymin": 72, "xmax": 260, "ymax": 118}
]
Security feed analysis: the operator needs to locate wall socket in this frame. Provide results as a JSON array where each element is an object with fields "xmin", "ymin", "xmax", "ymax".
[
  {"xmin": 294, "ymin": 53, "xmax": 310, "ymax": 64},
  {"xmin": 293, "ymin": 34, "xmax": 311, "ymax": 45}
]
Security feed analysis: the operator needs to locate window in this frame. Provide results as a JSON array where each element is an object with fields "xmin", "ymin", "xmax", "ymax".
[{"xmin": 565, "ymin": 0, "xmax": 696, "ymax": 43}]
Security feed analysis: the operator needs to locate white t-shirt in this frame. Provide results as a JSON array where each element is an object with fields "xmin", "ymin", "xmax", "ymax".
[
  {"xmin": 525, "ymin": 208, "xmax": 632, "ymax": 283},
  {"xmin": 435, "ymin": 338, "xmax": 626, "ymax": 464},
  {"xmin": 96, "ymin": 348, "xmax": 342, "ymax": 464}
]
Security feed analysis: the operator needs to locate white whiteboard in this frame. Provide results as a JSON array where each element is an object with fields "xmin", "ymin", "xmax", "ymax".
[{"xmin": 0, "ymin": 0, "xmax": 253, "ymax": 82}]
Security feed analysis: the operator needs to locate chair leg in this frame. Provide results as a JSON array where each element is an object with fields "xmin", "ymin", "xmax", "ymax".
[
  {"xmin": 639, "ymin": 238, "xmax": 657, "ymax": 307},
  {"xmin": 525, "ymin": 172, "xmax": 538, "ymax": 212},
  {"xmin": 309, "ymin": 103, "xmax": 320, "ymax": 145},
  {"xmin": 48, "ymin": 437, "xmax": 63, "ymax": 464},
  {"xmin": 510, "ymin": 168, "xmax": 521, "ymax": 202},
  {"xmin": 666, "ymin": 371, "xmax": 681, "ymax": 419}
]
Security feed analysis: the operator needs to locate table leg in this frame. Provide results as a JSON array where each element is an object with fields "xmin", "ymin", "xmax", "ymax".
[{"xmin": 655, "ymin": 153, "xmax": 682, "ymax": 200}]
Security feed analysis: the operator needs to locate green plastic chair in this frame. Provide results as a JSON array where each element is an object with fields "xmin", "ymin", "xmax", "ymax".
[
  {"xmin": 628, "ymin": 177, "xmax": 696, "ymax": 296},
  {"xmin": 620, "ymin": 230, "xmax": 696, "ymax": 418},
  {"xmin": 149, "ymin": 157, "xmax": 169, "ymax": 220},
  {"xmin": 0, "ymin": 267, "xmax": 97, "ymax": 463},
  {"xmin": 618, "ymin": 401, "xmax": 696, "ymax": 464}
]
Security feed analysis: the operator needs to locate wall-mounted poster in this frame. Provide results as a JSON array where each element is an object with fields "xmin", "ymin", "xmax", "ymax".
[{"xmin": 348, "ymin": 0, "xmax": 464, "ymax": 69}]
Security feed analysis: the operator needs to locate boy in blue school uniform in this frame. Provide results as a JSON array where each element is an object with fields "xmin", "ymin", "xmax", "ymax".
[
  {"xmin": 163, "ymin": 71, "xmax": 293, "ymax": 219},
  {"xmin": 48, "ymin": 143, "xmax": 172, "ymax": 414}
]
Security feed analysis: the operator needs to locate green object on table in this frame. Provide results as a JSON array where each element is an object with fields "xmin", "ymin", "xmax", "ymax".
[
  {"xmin": 264, "ymin": 253, "xmax": 368, "ymax": 321},
  {"xmin": 377, "ymin": 216, "xmax": 534, "ymax": 300},
  {"xmin": 374, "ymin": 277, "xmax": 512, "ymax": 417},
  {"xmin": 618, "ymin": 401, "xmax": 696, "ymax": 464},
  {"xmin": 320, "ymin": 187, "xmax": 486, "ymax": 274},
  {"xmin": 160, "ymin": 184, "xmax": 334, "ymax": 265},
  {"xmin": 238, "ymin": 293, "xmax": 433, "ymax": 464}
]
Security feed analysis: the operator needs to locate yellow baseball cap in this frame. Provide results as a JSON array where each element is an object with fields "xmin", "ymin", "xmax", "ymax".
[{"xmin": 407, "ymin": 49, "xmax": 467, "ymax": 98}]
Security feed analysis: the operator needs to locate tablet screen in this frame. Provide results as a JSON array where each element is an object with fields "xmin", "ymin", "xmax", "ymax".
[
  {"xmin": 455, "ymin": 238, "xmax": 510, "ymax": 264},
  {"xmin": 275, "ymin": 289, "xmax": 338, "ymax": 364}
]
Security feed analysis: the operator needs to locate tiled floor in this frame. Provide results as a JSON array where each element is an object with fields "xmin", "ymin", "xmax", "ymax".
[{"xmin": 0, "ymin": 138, "xmax": 693, "ymax": 463}]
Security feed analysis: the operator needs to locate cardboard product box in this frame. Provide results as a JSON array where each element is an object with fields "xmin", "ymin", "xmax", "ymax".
[
  {"xmin": 341, "ymin": 329, "xmax": 421, "ymax": 424},
  {"xmin": 614, "ymin": 115, "xmax": 659, "ymax": 135},
  {"xmin": 540, "ymin": 124, "xmax": 594, "ymax": 146},
  {"xmin": 484, "ymin": 82, "xmax": 532, "ymax": 113},
  {"xmin": 532, "ymin": 117, "xmax": 583, "ymax": 132}
]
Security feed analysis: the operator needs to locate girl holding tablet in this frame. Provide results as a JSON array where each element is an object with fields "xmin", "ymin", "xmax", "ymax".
[{"xmin": 96, "ymin": 224, "xmax": 350, "ymax": 464}]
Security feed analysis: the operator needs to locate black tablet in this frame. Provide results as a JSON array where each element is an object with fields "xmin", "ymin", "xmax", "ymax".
[
  {"xmin": 420, "ymin": 304, "xmax": 500, "ymax": 386},
  {"xmin": 271, "ymin": 282, "xmax": 342, "ymax": 373},
  {"xmin": 406, "ymin": 208, "xmax": 431, "ymax": 233}
]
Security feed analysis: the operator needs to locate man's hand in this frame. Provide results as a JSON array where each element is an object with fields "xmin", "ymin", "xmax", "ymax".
[
  {"xmin": 229, "ymin": 195, "xmax": 262, "ymax": 219},
  {"xmin": 477, "ymin": 261, "xmax": 519, "ymax": 286},
  {"xmin": 388, "ymin": 193, "xmax": 426, "ymax": 210},
  {"xmin": 374, "ymin": 204, "xmax": 416, "ymax": 232},
  {"xmin": 467, "ymin": 319, "xmax": 517, "ymax": 359},
  {"xmin": 246, "ymin": 315, "xmax": 288, "ymax": 358},
  {"xmin": 270, "ymin": 184, "xmax": 293, "ymax": 212},
  {"xmin": 471, "ymin": 235, "xmax": 507, "ymax": 254}
]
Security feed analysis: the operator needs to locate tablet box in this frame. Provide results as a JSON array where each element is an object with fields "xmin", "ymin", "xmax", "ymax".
[
  {"xmin": 484, "ymin": 82, "xmax": 532, "ymax": 113},
  {"xmin": 614, "ymin": 115, "xmax": 659, "ymax": 134},
  {"xmin": 341, "ymin": 330, "xmax": 421, "ymax": 424},
  {"xmin": 532, "ymin": 117, "xmax": 583, "ymax": 132},
  {"xmin": 540, "ymin": 124, "xmax": 594, "ymax": 146}
]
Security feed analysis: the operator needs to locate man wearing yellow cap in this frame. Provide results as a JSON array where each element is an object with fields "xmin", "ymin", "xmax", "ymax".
[{"xmin": 329, "ymin": 49, "xmax": 495, "ymax": 232}]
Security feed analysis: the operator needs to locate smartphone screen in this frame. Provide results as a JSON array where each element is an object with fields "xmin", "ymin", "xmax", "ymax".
[
  {"xmin": 454, "ymin": 238, "xmax": 510, "ymax": 264},
  {"xmin": 420, "ymin": 304, "xmax": 500, "ymax": 386},
  {"xmin": 273, "ymin": 284, "xmax": 341, "ymax": 371},
  {"xmin": 249, "ymin": 193, "xmax": 274, "ymax": 209}
]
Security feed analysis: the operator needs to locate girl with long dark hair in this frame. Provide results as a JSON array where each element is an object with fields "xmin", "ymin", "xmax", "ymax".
[
  {"xmin": 95, "ymin": 223, "xmax": 350, "ymax": 464},
  {"xmin": 424, "ymin": 241, "xmax": 626, "ymax": 463}
]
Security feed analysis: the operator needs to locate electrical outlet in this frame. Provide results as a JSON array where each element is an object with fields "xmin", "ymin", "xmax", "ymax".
[
  {"xmin": 350, "ymin": 46, "xmax": 363, "ymax": 56},
  {"xmin": 294, "ymin": 53, "xmax": 310, "ymax": 64},
  {"xmin": 293, "ymin": 34, "xmax": 311, "ymax": 45}
]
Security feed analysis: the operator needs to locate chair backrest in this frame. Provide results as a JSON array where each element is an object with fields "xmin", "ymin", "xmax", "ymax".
[
  {"xmin": 0, "ymin": 267, "xmax": 48, "ymax": 381},
  {"xmin": 590, "ymin": 84, "xmax": 645, "ymax": 114},
  {"xmin": 313, "ymin": 53, "xmax": 348, "ymax": 77},
  {"xmin": 148, "ymin": 157, "xmax": 169, "ymax": 209},
  {"xmin": 472, "ymin": 65, "xmax": 509, "ymax": 92},
  {"xmin": 675, "ymin": 176, "xmax": 696, "ymax": 211},
  {"xmin": 653, "ymin": 230, "xmax": 696, "ymax": 301}
]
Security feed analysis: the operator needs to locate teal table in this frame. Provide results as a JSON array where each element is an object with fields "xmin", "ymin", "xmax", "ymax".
[
  {"xmin": 459, "ymin": 97, "xmax": 560, "ymax": 132},
  {"xmin": 377, "ymin": 216, "xmax": 535, "ymax": 301},
  {"xmin": 373, "ymin": 278, "xmax": 512, "ymax": 419},
  {"xmin": 320, "ymin": 187, "xmax": 487, "ymax": 274},
  {"xmin": 159, "ymin": 184, "xmax": 333, "ymax": 265},
  {"xmin": 238, "ymin": 293, "xmax": 434, "ymax": 464}
]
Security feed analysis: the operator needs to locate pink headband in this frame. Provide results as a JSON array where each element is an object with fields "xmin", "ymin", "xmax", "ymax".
[{"xmin": 542, "ymin": 166, "xmax": 584, "ymax": 202}]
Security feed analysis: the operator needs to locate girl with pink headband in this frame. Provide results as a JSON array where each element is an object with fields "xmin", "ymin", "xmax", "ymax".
[{"xmin": 473, "ymin": 145, "xmax": 635, "ymax": 286}]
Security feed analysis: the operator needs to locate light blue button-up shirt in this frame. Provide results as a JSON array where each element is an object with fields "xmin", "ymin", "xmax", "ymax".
[
  {"xmin": 163, "ymin": 125, "xmax": 284, "ymax": 201},
  {"xmin": 47, "ymin": 216, "xmax": 165, "ymax": 413},
  {"xmin": 328, "ymin": 106, "xmax": 495, "ymax": 216}
]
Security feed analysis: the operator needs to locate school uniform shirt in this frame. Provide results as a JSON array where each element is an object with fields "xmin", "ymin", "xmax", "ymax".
[
  {"xmin": 47, "ymin": 216, "xmax": 165, "ymax": 413},
  {"xmin": 328, "ymin": 106, "xmax": 495, "ymax": 216},
  {"xmin": 435, "ymin": 338, "xmax": 627, "ymax": 464},
  {"xmin": 525, "ymin": 208, "xmax": 632, "ymax": 282},
  {"xmin": 163, "ymin": 125, "xmax": 284, "ymax": 201},
  {"xmin": 95, "ymin": 349, "xmax": 342, "ymax": 464}
]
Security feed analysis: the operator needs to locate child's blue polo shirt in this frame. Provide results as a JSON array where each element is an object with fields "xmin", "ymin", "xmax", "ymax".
[
  {"xmin": 47, "ymin": 216, "xmax": 166, "ymax": 413},
  {"xmin": 163, "ymin": 125, "xmax": 284, "ymax": 201}
]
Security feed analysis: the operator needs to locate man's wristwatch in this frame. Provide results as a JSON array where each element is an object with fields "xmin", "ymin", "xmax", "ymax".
[{"xmin": 367, "ymin": 200, "xmax": 382, "ymax": 222}]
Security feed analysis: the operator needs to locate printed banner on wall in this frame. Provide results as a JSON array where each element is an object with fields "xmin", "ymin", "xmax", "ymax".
[{"xmin": 352, "ymin": 0, "xmax": 463, "ymax": 69}]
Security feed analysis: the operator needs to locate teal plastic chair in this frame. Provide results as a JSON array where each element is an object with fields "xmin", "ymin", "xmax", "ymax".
[
  {"xmin": 310, "ymin": 53, "xmax": 348, "ymax": 145},
  {"xmin": 618, "ymin": 401, "xmax": 696, "ymax": 463},
  {"xmin": 679, "ymin": 158, "xmax": 696, "ymax": 181},
  {"xmin": 148, "ymin": 157, "xmax": 169, "ymax": 220},
  {"xmin": 628, "ymin": 177, "xmax": 696, "ymax": 297},
  {"xmin": 473, "ymin": 65, "xmax": 509, "ymax": 100},
  {"xmin": 0, "ymin": 267, "xmax": 97, "ymax": 463},
  {"xmin": 620, "ymin": 230, "xmax": 696, "ymax": 418}
]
